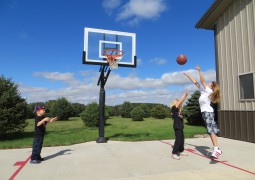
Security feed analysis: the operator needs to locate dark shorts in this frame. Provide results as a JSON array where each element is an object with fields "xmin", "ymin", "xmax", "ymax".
[{"xmin": 202, "ymin": 112, "xmax": 220, "ymax": 135}]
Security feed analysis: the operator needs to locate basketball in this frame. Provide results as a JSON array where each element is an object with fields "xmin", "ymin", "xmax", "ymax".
[{"xmin": 176, "ymin": 54, "xmax": 187, "ymax": 65}]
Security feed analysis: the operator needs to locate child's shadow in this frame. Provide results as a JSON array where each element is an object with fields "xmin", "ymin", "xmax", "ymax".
[
  {"xmin": 44, "ymin": 149, "xmax": 73, "ymax": 161},
  {"xmin": 185, "ymin": 143, "xmax": 218, "ymax": 164}
]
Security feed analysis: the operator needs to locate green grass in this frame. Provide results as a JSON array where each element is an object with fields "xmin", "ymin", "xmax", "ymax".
[{"xmin": 0, "ymin": 117, "xmax": 207, "ymax": 149}]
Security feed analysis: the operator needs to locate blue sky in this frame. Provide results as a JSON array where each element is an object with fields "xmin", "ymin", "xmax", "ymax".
[{"xmin": 0, "ymin": 0, "xmax": 216, "ymax": 106}]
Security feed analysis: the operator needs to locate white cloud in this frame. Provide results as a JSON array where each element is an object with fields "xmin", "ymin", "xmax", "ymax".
[
  {"xmin": 137, "ymin": 58, "xmax": 142, "ymax": 65},
  {"xmin": 102, "ymin": 0, "xmax": 121, "ymax": 15},
  {"xmin": 19, "ymin": 69, "xmax": 216, "ymax": 106},
  {"xmin": 150, "ymin": 57, "xmax": 167, "ymax": 65},
  {"xmin": 102, "ymin": 0, "xmax": 167, "ymax": 25},
  {"xmin": 33, "ymin": 72, "xmax": 81, "ymax": 86}
]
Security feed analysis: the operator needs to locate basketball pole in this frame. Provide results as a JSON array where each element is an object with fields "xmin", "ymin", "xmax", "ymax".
[{"xmin": 96, "ymin": 65, "xmax": 110, "ymax": 143}]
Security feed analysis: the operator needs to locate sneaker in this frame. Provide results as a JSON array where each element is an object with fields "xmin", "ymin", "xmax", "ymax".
[
  {"xmin": 180, "ymin": 152, "xmax": 188, "ymax": 156},
  {"xmin": 211, "ymin": 148, "xmax": 222, "ymax": 158},
  {"xmin": 171, "ymin": 154, "xmax": 180, "ymax": 160},
  {"xmin": 30, "ymin": 160, "xmax": 41, "ymax": 164}
]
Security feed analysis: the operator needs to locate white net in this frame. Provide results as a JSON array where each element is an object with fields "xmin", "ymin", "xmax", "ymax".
[
  {"xmin": 107, "ymin": 58, "xmax": 120, "ymax": 70},
  {"xmin": 104, "ymin": 49, "xmax": 123, "ymax": 70}
]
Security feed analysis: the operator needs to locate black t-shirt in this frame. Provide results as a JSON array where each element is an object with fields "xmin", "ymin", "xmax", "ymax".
[
  {"xmin": 171, "ymin": 106, "xmax": 184, "ymax": 130},
  {"xmin": 34, "ymin": 116, "xmax": 47, "ymax": 135}
]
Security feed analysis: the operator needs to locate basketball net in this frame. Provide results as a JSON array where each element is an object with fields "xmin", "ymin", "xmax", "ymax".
[{"xmin": 104, "ymin": 49, "xmax": 124, "ymax": 70}]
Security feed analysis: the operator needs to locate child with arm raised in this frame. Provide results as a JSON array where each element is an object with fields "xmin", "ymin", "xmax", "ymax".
[
  {"xmin": 184, "ymin": 66, "xmax": 222, "ymax": 158},
  {"xmin": 170, "ymin": 90, "xmax": 189, "ymax": 160}
]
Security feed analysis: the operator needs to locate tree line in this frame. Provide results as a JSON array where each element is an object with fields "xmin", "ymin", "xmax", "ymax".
[{"xmin": 0, "ymin": 75, "xmax": 210, "ymax": 140}]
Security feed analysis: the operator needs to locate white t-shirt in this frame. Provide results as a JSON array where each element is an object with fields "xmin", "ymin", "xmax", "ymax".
[{"xmin": 199, "ymin": 86, "xmax": 214, "ymax": 112}]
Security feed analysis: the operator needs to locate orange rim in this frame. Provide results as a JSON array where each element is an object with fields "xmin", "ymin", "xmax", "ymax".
[{"xmin": 104, "ymin": 49, "xmax": 124, "ymax": 62}]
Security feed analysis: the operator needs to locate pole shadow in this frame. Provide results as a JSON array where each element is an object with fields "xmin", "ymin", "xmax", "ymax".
[{"xmin": 44, "ymin": 149, "xmax": 73, "ymax": 161}]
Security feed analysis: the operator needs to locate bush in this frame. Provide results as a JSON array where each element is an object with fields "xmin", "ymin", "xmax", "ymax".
[
  {"xmin": 45, "ymin": 100, "xmax": 56, "ymax": 117},
  {"xmin": 112, "ymin": 105, "xmax": 121, "ymax": 116},
  {"xmin": 150, "ymin": 104, "xmax": 166, "ymax": 119},
  {"xmin": 80, "ymin": 102, "xmax": 99, "ymax": 127},
  {"xmin": 50, "ymin": 98, "xmax": 73, "ymax": 120},
  {"xmin": 71, "ymin": 103, "xmax": 86, "ymax": 117},
  {"xmin": 120, "ymin": 101, "xmax": 133, "ymax": 118},
  {"xmin": 131, "ymin": 107, "xmax": 144, "ymax": 121},
  {"xmin": 0, "ymin": 75, "xmax": 28, "ymax": 139},
  {"xmin": 105, "ymin": 106, "xmax": 112, "ymax": 120},
  {"xmin": 138, "ymin": 104, "xmax": 150, "ymax": 118}
]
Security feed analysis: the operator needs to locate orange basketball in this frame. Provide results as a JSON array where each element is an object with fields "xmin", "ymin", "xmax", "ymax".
[{"xmin": 176, "ymin": 54, "xmax": 187, "ymax": 65}]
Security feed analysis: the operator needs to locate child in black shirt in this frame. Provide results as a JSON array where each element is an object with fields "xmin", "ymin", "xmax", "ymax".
[
  {"xmin": 170, "ymin": 90, "xmax": 188, "ymax": 160},
  {"xmin": 30, "ymin": 105, "xmax": 58, "ymax": 164}
]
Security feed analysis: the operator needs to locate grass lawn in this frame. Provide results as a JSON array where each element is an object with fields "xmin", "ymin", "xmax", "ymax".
[{"xmin": 0, "ymin": 117, "xmax": 207, "ymax": 149}]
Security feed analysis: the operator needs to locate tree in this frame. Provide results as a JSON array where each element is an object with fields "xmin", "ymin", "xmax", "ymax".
[
  {"xmin": 112, "ymin": 105, "xmax": 121, "ymax": 116},
  {"xmin": 120, "ymin": 101, "xmax": 133, "ymax": 118},
  {"xmin": 45, "ymin": 100, "xmax": 57, "ymax": 116},
  {"xmin": 80, "ymin": 102, "xmax": 99, "ymax": 127},
  {"xmin": 71, "ymin": 103, "xmax": 86, "ymax": 117},
  {"xmin": 138, "ymin": 104, "xmax": 150, "ymax": 118},
  {"xmin": 150, "ymin": 104, "xmax": 166, "ymax": 119},
  {"xmin": 182, "ymin": 91, "xmax": 204, "ymax": 125},
  {"xmin": 0, "ymin": 76, "xmax": 27, "ymax": 139},
  {"xmin": 131, "ymin": 107, "xmax": 144, "ymax": 121},
  {"xmin": 104, "ymin": 106, "xmax": 112, "ymax": 120},
  {"xmin": 50, "ymin": 98, "xmax": 73, "ymax": 120}
]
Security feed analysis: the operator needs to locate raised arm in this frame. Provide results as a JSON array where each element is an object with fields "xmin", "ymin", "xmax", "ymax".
[
  {"xmin": 196, "ymin": 66, "xmax": 206, "ymax": 89},
  {"xmin": 175, "ymin": 90, "xmax": 189, "ymax": 109},
  {"xmin": 183, "ymin": 73, "xmax": 200, "ymax": 88}
]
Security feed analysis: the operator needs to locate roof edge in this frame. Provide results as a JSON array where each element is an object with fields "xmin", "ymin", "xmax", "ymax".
[{"xmin": 195, "ymin": 0, "xmax": 235, "ymax": 30}]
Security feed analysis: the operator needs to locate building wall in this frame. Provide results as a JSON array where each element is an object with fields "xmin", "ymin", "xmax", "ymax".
[
  {"xmin": 214, "ymin": 0, "xmax": 255, "ymax": 142},
  {"xmin": 215, "ymin": 0, "xmax": 255, "ymax": 111}
]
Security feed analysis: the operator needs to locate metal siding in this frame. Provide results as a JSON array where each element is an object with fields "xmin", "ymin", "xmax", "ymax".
[
  {"xmin": 229, "ymin": 112, "xmax": 235, "ymax": 138},
  {"xmin": 254, "ymin": 111, "xmax": 255, "ymax": 142},
  {"xmin": 248, "ymin": 1, "xmax": 255, "ymax": 110},
  {"xmin": 218, "ymin": 111, "xmax": 225, "ymax": 136},
  {"xmin": 216, "ymin": 0, "xmax": 255, "ymax": 111},
  {"xmin": 240, "ymin": 113, "xmax": 248, "ymax": 141},
  {"xmin": 234, "ymin": 111, "xmax": 241, "ymax": 140},
  {"xmin": 235, "ymin": 111, "xmax": 242, "ymax": 140},
  {"xmin": 219, "ymin": 111, "xmax": 255, "ymax": 143},
  {"xmin": 247, "ymin": 111, "xmax": 254, "ymax": 142}
]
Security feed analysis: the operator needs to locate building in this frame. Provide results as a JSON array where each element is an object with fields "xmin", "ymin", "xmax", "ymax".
[{"xmin": 196, "ymin": 0, "xmax": 255, "ymax": 143}]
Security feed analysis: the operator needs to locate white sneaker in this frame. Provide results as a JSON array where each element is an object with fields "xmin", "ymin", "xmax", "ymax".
[
  {"xmin": 180, "ymin": 152, "xmax": 188, "ymax": 156},
  {"xmin": 172, "ymin": 154, "xmax": 180, "ymax": 160},
  {"xmin": 211, "ymin": 148, "xmax": 222, "ymax": 158}
]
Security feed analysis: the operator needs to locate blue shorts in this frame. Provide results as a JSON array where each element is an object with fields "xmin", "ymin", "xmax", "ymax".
[{"xmin": 202, "ymin": 112, "xmax": 220, "ymax": 135}]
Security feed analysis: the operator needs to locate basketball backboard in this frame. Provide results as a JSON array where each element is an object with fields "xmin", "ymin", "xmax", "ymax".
[{"xmin": 83, "ymin": 27, "xmax": 136, "ymax": 68}]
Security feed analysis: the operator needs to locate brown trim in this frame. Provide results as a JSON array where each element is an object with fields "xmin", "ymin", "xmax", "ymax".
[
  {"xmin": 196, "ymin": 0, "xmax": 235, "ymax": 30},
  {"xmin": 195, "ymin": 0, "xmax": 222, "ymax": 29},
  {"xmin": 218, "ymin": 110, "xmax": 255, "ymax": 143}
]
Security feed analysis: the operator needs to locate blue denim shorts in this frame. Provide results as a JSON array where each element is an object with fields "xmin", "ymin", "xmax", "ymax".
[{"xmin": 202, "ymin": 112, "xmax": 220, "ymax": 135}]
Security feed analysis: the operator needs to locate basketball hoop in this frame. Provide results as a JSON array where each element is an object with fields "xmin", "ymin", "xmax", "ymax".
[{"xmin": 104, "ymin": 49, "xmax": 124, "ymax": 69}]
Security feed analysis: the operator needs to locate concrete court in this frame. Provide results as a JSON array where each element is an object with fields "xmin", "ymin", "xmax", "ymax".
[{"xmin": 1, "ymin": 137, "xmax": 255, "ymax": 180}]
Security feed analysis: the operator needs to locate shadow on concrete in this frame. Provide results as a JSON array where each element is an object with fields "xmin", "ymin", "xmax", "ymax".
[
  {"xmin": 108, "ymin": 132, "xmax": 150, "ymax": 139},
  {"xmin": 185, "ymin": 143, "xmax": 219, "ymax": 164},
  {"xmin": 44, "ymin": 149, "xmax": 73, "ymax": 161}
]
